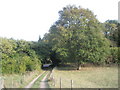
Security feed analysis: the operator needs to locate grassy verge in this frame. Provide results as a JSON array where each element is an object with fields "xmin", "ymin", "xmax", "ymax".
[
  {"xmin": 52, "ymin": 66, "xmax": 118, "ymax": 88},
  {"xmin": 1, "ymin": 70, "xmax": 43, "ymax": 88},
  {"xmin": 31, "ymin": 71, "xmax": 48, "ymax": 88}
]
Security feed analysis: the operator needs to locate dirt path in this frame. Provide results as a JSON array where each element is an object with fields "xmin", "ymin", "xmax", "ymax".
[
  {"xmin": 25, "ymin": 71, "xmax": 45, "ymax": 88},
  {"xmin": 40, "ymin": 71, "xmax": 51, "ymax": 89}
]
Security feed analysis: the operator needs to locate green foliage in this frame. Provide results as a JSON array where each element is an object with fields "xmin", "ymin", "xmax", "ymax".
[
  {"xmin": 103, "ymin": 20, "xmax": 119, "ymax": 46},
  {"xmin": 32, "ymin": 41, "xmax": 52, "ymax": 64},
  {"xmin": 44, "ymin": 5, "xmax": 111, "ymax": 68},
  {"xmin": 0, "ymin": 37, "xmax": 41, "ymax": 74},
  {"xmin": 106, "ymin": 47, "xmax": 119, "ymax": 64},
  {"xmin": 0, "ymin": 38, "xmax": 16, "ymax": 59}
]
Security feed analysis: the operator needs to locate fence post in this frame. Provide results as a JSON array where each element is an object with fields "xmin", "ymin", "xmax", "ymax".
[
  {"xmin": 71, "ymin": 80, "xmax": 73, "ymax": 90},
  {"xmin": 53, "ymin": 76, "xmax": 55, "ymax": 86},
  {"xmin": 60, "ymin": 77, "xmax": 61, "ymax": 90},
  {"xmin": 12, "ymin": 76, "xmax": 13, "ymax": 88},
  {"xmin": 0, "ymin": 77, "xmax": 4, "ymax": 89}
]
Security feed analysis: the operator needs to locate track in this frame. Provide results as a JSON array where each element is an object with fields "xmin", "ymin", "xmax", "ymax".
[
  {"xmin": 25, "ymin": 70, "xmax": 52, "ymax": 89},
  {"xmin": 25, "ymin": 71, "xmax": 46, "ymax": 88},
  {"xmin": 40, "ymin": 71, "xmax": 50, "ymax": 88}
]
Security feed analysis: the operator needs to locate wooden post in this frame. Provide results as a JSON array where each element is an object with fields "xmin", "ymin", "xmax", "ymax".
[
  {"xmin": 53, "ymin": 76, "xmax": 55, "ymax": 86},
  {"xmin": 21, "ymin": 79, "xmax": 23, "ymax": 84},
  {"xmin": 71, "ymin": 80, "xmax": 73, "ymax": 90},
  {"xmin": 60, "ymin": 77, "xmax": 61, "ymax": 90},
  {"xmin": 0, "ymin": 77, "xmax": 4, "ymax": 89},
  {"xmin": 12, "ymin": 76, "xmax": 13, "ymax": 88}
]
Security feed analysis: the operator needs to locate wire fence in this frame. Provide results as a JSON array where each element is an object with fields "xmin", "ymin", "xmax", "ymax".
[{"xmin": 49, "ymin": 67, "xmax": 75, "ymax": 88}]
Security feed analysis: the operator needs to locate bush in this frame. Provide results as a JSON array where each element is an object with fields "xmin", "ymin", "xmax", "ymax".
[
  {"xmin": 106, "ymin": 47, "xmax": 119, "ymax": 64},
  {"xmin": 1, "ymin": 37, "xmax": 41, "ymax": 74}
]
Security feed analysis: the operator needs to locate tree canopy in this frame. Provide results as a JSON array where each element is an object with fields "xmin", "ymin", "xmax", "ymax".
[
  {"xmin": 103, "ymin": 20, "xmax": 119, "ymax": 46},
  {"xmin": 42, "ymin": 5, "xmax": 112, "ymax": 69}
]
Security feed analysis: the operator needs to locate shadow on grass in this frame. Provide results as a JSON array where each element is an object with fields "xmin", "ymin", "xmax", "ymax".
[
  {"xmin": 56, "ymin": 64, "xmax": 77, "ymax": 71},
  {"xmin": 55, "ymin": 63, "xmax": 115, "ymax": 71}
]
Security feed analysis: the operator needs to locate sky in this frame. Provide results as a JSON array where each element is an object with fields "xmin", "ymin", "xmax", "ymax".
[{"xmin": 0, "ymin": 0, "xmax": 119, "ymax": 41}]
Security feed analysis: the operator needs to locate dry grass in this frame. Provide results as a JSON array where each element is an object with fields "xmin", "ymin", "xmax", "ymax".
[
  {"xmin": 1, "ymin": 70, "xmax": 43, "ymax": 88},
  {"xmin": 52, "ymin": 66, "xmax": 118, "ymax": 88}
]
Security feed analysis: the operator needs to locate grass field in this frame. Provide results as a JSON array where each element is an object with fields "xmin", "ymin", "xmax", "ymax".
[
  {"xmin": 51, "ymin": 66, "xmax": 118, "ymax": 88},
  {"xmin": 1, "ymin": 70, "xmax": 43, "ymax": 88}
]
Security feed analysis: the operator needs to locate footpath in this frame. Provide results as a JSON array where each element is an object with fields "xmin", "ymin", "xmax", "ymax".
[
  {"xmin": 40, "ymin": 71, "xmax": 50, "ymax": 88},
  {"xmin": 25, "ymin": 71, "xmax": 45, "ymax": 88}
]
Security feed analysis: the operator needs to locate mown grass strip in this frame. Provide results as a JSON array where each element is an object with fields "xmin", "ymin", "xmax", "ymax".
[{"xmin": 31, "ymin": 71, "xmax": 48, "ymax": 88}]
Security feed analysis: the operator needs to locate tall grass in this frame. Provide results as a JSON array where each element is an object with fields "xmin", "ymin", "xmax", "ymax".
[
  {"xmin": 1, "ymin": 70, "xmax": 43, "ymax": 88},
  {"xmin": 52, "ymin": 66, "xmax": 118, "ymax": 88}
]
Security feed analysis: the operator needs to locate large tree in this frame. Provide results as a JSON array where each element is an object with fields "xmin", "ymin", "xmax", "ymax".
[{"xmin": 43, "ymin": 5, "xmax": 111, "ymax": 69}]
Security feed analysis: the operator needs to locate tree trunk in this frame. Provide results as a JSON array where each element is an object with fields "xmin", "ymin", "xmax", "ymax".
[{"xmin": 77, "ymin": 61, "xmax": 81, "ymax": 70}]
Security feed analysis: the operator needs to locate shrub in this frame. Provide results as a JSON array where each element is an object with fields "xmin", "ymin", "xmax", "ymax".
[{"xmin": 106, "ymin": 47, "xmax": 119, "ymax": 64}]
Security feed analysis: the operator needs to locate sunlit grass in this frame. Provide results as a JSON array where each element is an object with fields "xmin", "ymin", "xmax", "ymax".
[
  {"xmin": 52, "ymin": 66, "xmax": 118, "ymax": 88},
  {"xmin": 1, "ymin": 70, "xmax": 43, "ymax": 88}
]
